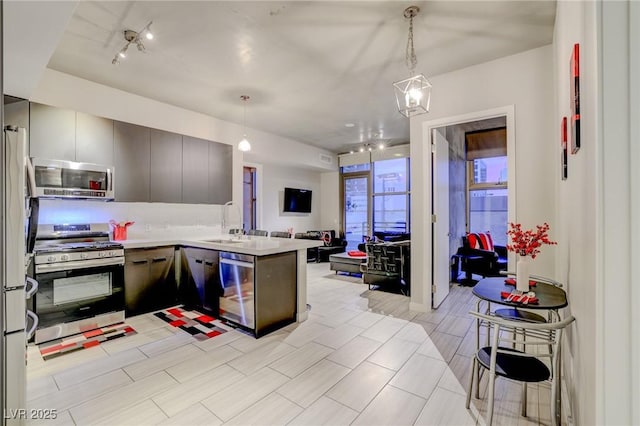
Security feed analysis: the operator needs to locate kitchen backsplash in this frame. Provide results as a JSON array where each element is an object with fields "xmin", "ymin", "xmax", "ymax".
[{"xmin": 38, "ymin": 200, "xmax": 241, "ymax": 240}]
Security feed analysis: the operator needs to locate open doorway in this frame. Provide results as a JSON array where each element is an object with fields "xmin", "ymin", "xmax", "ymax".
[
  {"xmin": 428, "ymin": 111, "xmax": 514, "ymax": 309},
  {"xmin": 243, "ymin": 166, "xmax": 256, "ymax": 232}
]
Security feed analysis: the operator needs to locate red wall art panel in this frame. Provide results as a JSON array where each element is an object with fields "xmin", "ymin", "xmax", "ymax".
[
  {"xmin": 561, "ymin": 116, "xmax": 568, "ymax": 180},
  {"xmin": 570, "ymin": 43, "xmax": 580, "ymax": 154}
]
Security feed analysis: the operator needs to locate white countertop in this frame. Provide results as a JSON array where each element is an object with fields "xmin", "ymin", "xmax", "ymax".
[{"xmin": 117, "ymin": 235, "xmax": 323, "ymax": 256}]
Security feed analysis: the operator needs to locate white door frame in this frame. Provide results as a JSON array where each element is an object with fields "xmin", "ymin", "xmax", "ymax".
[
  {"xmin": 410, "ymin": 105, "xmax": 516, "ymax": 312},
  {"xmin": 243, "ymin": 162, "xmax": 263, "ymax": 230},
  {"xmin": 431, "ymin": 128, "xmax": 450, "ymax": 308}
]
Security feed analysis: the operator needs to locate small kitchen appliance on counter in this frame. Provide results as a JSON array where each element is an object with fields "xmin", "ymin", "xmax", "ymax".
[
  {"xmin": 110, "ymin": 220, "xmax": 134, "ymax": 241},
  {"xmin": 29, "ymin": 223, "xmax": 125, "ymax": 344}
]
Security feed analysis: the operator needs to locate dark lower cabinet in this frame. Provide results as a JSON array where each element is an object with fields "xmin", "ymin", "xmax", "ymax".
[
  {"xmin": 124, "ymin": 247, "xmax": 177, "ymax": 316},
  {"xmin": 179, "ymin": 247, "xmax": 222, "ymax": 316}
]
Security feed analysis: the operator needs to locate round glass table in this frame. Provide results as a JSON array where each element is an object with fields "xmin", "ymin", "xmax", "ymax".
[{"xmin": 472, "ymin": 277, "xmax": 568, "ymax": 310}]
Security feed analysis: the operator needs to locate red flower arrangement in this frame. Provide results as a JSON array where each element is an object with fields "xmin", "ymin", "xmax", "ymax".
[{"xmin": 506, "ymin": 222, "xmax": 557, "ymax": 259}]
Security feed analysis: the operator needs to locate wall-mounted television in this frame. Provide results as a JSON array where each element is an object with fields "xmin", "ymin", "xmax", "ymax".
[{"xmin": 283, "ymin": 187, "xmax": 312, "ymax": 213}]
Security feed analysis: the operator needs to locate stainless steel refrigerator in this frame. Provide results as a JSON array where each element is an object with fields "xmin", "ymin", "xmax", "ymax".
[{"xmin": 1, "ymin": 125, "xmax": 38, "ymax": 425}]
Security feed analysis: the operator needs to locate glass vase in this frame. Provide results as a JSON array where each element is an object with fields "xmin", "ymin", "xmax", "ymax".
[{"xmin": 516, "ymin": 256, "xmax": 530, "ymax": 293}]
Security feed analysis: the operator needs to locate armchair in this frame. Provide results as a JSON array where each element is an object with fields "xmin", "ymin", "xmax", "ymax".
[
  {"xmin": 295, "ymin": 230, "xmax": 347, "ymax": 262},
  {"xmin": 453, "ymin": 233, "xmax": 507, "ymax": 285}
]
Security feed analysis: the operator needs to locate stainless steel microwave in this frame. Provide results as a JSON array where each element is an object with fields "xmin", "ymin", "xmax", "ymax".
[{"xmin": 31, "ymin": 158, "xmax": 114, "ymax": 200}]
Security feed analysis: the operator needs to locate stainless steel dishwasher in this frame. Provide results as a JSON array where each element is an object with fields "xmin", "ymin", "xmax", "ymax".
[{"xmin": 219, "ymin": 252, "xmax": 255, "ymax": 329}]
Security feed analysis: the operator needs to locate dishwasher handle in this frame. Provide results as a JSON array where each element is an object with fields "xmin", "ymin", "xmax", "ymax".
[{"xmin": 219, "ymin": 258, "xmax": 254, "ymax": 269}]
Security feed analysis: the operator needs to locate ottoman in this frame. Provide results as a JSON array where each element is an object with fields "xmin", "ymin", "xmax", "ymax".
[{"xmin": 329, "ymin": 252, "xmax": 367, "ymax": 275}]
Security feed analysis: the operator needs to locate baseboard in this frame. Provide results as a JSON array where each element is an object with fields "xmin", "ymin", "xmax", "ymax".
[
  {"xmin": 561, "ymin": 373, "xmax": 574, "ymax": 426},
  {"xmin": 409, "ymin": 301, "xmax": 430, "ymax": 312}
]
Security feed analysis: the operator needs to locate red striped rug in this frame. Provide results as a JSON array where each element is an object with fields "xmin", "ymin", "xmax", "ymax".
[{"xmin": 38, "ymin": 323, "xmax": 136, "ymax": 361}]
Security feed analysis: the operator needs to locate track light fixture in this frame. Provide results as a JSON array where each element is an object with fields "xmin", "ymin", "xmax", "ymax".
[
  {"xmin": 354, "ymin": 142, "xmax": 385, "ymax": 154},
  {"xmin": 112, "ymin": 21, "xmax": 154, "ymax": 65}
]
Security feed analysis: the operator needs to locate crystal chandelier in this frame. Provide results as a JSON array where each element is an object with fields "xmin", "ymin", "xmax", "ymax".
[{"xmin": 393, "ymin": 6, "xmax": 432, "ymax": 118}]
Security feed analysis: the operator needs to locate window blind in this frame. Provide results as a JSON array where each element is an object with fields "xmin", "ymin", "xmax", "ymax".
[
  {"xmin": 465, "ymin": 127, "xmax": 507, "ymax": 160},
  {"xmin": 338, "ymin": 151, "xmax": 371, "ymax": 167},
  {"xmin": 371, "ymin": 144, "xmax": 409, "ymax": 162}
]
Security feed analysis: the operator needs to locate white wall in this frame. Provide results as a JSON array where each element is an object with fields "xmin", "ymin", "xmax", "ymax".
[
  {"xmin": 554, "ymin": 1, "xmax": 640, "ymax": 425},
  {"xmin": 553, "ymin": 2, "xmax": 597, "ymax": 424},
  {"xmin": 320, "ymin": 172, "xmax": 340, "ymax": 234},
  {"xmin": 259, "ymin": 164, "xmax": 322, "ymax": 235},
  {"xmin": 410, "ymin": 45, "xmax": 555, "ymax": 311}
]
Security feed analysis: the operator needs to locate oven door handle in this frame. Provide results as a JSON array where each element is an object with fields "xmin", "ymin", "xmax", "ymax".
[
  {"xmin": 25, "ymin": 310, "xmax": 39, "ymax": 341},
  {"xmin": 36, "ymin": 257, "xmax": 125, "ymax": 273},
  {"xmin": 25, "ymin": 277, "xmax": 39, "ymax": 299}
]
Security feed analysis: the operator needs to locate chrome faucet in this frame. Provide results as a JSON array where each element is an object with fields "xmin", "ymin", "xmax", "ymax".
[{"xmin": 221, "ymin": 201, "xmax": 239, "ymax": 233}]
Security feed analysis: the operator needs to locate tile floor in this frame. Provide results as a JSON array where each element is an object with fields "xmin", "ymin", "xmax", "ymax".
[{"xmin": 26, "ymin": 263, "xmax": 558, "ymax": 425}]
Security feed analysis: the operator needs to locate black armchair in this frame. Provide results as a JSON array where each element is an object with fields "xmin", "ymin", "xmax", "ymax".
[
  {"xmin": 295, "ymin": 230, "xmax": 347, "ymax": 262},
  {"xmin": 453, "ymin": 233, "xmax": 507, "ymax": 285}
]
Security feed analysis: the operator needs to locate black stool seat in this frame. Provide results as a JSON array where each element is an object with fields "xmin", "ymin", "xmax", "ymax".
[
  {"xmin": 494, "ymin": 308, "xmax": 546, "ymax": 323},
  {"xmin": 477, "ymin": 346, "xmax": 550, "ymax": 382}
]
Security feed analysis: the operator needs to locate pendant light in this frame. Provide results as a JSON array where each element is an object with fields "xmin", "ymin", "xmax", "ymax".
[
  {"xmin": 238, "ymin": 95, "xmax": 251, "ymax": 152},
  {"xmin": 393, "ymin": 6, "xmax": 432, "ymax": 117}
]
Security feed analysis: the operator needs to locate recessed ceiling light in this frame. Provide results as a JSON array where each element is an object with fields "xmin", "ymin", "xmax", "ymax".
[
  {"xmin": 378, "ymin": 143, "xmax": 385, "ymax": 150},
  {"xmin": 359, "ymin": 147, "xmax": 364, "ymax": 152},
  {"xmin": 344, "ymin": 123, "xmax": 355, "ymax": 128}
]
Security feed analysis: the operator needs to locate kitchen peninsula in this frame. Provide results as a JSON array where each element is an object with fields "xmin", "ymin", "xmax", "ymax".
[{"xmin": 120, "ymin": 235, "xmax": 323, "ymax": 337}]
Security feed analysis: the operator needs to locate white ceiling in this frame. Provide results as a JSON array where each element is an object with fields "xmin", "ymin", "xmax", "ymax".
[{"xmin": 40, "ymin": 1, "xmax": 555, "ymax": 154}]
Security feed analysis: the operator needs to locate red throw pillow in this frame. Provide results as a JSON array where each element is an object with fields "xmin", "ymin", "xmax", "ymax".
[
  {"xmin": 467, "ymin": 233, "xmax": 481, "ymax": 249},
  {"xmin": 478, "ymin": 232, "xmax": 494, "ymax": 252},
  {"xmin": 468, "ymin": 232, "xmax": 494, "ymax": 251},
  {"xmin": 321, "ymin": 231, "xmax": 332, "ymax": 246}
]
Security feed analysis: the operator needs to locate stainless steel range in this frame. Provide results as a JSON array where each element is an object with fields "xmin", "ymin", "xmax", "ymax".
[{"xmin": 30, "ymin": 223, "xmax": 125, "ymax": 344}]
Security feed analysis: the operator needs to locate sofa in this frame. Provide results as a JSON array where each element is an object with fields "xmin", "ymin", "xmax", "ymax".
[
  {"xmin": 452, "ymin": 232, "xmax": 507, "ymax": 285},
  {"xmin": 295, "ymin": 230, "xmax": 347, "ymax": 262}
]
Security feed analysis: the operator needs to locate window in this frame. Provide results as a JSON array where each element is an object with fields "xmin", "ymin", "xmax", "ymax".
[
  {"xmin": 340, "ymin": 148, "xmax": 410, "ymax": 250},
  {"xmin": 468, "ymin": 155, "xmax": 507, "ymax": 245},
  {"xmin": 469, "ymin": 156, "xmax": 507, "ymax": 188},
  {"xmin": 341, "ymin": 163, "xmax": 370, "ymax": 173},
  {"xmin": 372, "ymin": 158, "xmax": 409, "ymax": 235},
  {"xmin": 469, "ymin": 188, "xmax": 508, "ymax": 245}
]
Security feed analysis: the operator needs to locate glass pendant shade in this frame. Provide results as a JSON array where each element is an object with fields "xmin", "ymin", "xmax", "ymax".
[
  {"xmin": 238, "ymin": 136, "xmax": 251, "ymax": 152},
  {"xmin": 393, "ymin": 74, "xmax": 432, "ymax": 118},
  {"xmin": 238, "ymin": 95, "xmax": 252, "ymax": 152}
]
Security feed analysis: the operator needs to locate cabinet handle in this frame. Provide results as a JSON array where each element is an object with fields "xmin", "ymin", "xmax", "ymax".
[
  {"xmin": 132, "ymin": 260, "xmax": 147, "ymax": 265},
  {"xmin": 152, "ymin": 257, "xmax": 167, "ymax": 263},
  {"xmin": 204, "ymin": 261, "xmax": 214, "ymax": 266},
  {"xmin": 107, "ymin": 168, "xmax": 112, "ymax": 192},
  {"xmin": 195, "ymin": 259, "xmax": 203, "ymax": 264}
]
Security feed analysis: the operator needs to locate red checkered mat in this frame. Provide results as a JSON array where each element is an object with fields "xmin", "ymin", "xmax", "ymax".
[
  {"xmin": 38, "ymin": 323, "xmax": 136, "ymax": 361},
  {"xmin": 154, "ymin": 306, "xmax": 229, "ymax": 341}
]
